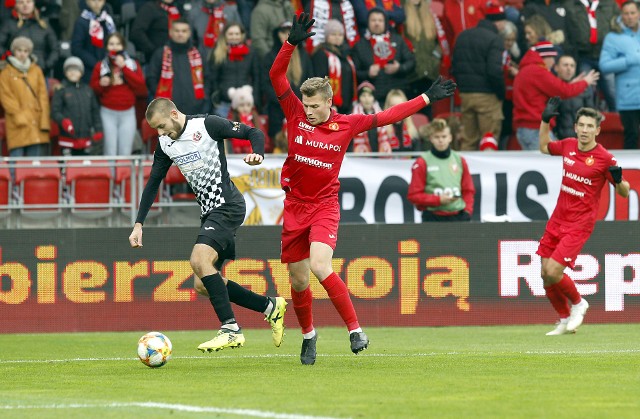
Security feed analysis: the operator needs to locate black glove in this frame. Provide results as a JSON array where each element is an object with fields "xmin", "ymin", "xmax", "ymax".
[
  {"xmin": 609, "ymin": 166, "xmax": 623, "ymax": 184},
  {"xmin": 424, "ymin": 76, "xmax": 457, "ymax": 103},
  {"xmin": 287, "ymin": 13, "xmax": 316, "ymax": 46},
  {"xmin": 542, "ymin": 96, "xmax": 561, "ymax": 123}
]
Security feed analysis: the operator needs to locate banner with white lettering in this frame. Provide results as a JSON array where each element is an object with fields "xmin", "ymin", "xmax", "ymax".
[{"xmin": 227, "ymin": 151, "xmax": 640, "ymax": 225}]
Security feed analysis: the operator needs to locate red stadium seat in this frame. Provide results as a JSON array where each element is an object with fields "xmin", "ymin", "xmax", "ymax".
[
  {"xmin": 165, "ymin": 165, "xmax": 195, "ymax": 201},
  {"xmin": 411, "ymin": 113, "xmax": 430, "ymax": 131},
  {"xmin": 66, "ymin": 161, "xmax": 113, "ymax": 220},
  {"xmin": 506, "ymin": 134, "xmax": 522, "ymax": 151},
  {"xmin": 0, "ymin": 164, "xmax": 10, "ymax": 219},
  {"xmin": 14, "ymin": 161, "xmax": 63, "ymax": 223},
  {"xmin": 599, "ymin": 112, "xmax": 624, "ymax": 149},
  {"xmin": 140, "ymin": 118, "xmax": 158, "ymax": 154},
  {"xmin": 116, "ymin": 160, "xmax": 161, "ymax": 217},
  {"xmin": 0, "ymin": 118, "xmax": 6, "ymax": 156}
]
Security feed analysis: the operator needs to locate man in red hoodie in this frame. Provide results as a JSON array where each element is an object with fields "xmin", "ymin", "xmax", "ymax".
[{"xmin": 513, "ymin": 41, "xmax": 599, "ymax": 150}]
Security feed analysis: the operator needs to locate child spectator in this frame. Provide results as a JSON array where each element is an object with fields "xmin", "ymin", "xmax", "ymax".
[
  {"xmin": 226, "ymin": 85, "xmax": 270, "ymax": 153},
  {"xmin": 0, "ymin": 36, "xmax": 50, "ymax": 158},
  {"xmin": 90, "ymin": 32, "xmax": 147, "ymax": 156},
  {"xmin": 51, "ymin": 56, "xmax": 103, "ymax": 156},
  {"xmin": 383, "ymin": 89, "xmax": 420, "ymax": 152},
  {"xmin": 351, "ymin": 81, "xmax": 392, "ymax": 153}
]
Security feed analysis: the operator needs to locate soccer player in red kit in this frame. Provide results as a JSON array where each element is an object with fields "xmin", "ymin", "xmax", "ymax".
[
  {"xmin": 538, "ymin": 97, "xmax": 630, "ymax": 336},
  {"xmin": 269, "ymin": 13, "xmax": 456, "ymax": 364}
]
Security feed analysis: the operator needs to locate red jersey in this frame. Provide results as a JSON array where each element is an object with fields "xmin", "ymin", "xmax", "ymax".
[
  {"xmin": 547, "ymin": 138, "xmax": 617, "ymax": 231},
  {"xmin": 269, "ymin": 42, "xmax": 427, "ymax": 203}
]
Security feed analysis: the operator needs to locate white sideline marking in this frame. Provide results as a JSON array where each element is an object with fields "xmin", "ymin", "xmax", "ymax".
[
  {"xmin": 0, "ymin": 402, "xmax": 345, "ymax": 419},
  {"xmin": 1, "ymin": 349, "xmax": 639, "ymax": 364}
]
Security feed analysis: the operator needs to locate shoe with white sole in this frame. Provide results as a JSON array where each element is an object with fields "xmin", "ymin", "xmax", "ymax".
[
  {"xmin": 566, "ymin": 299, "xmax": 589, "ymax": 332},
  {"xmin": 546, "ymin": 319, "xmax": 573, "ymax": 336}
]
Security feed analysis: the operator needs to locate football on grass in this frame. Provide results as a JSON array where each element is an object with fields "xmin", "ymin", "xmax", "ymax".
[{"xmin": 137, "ymin": 332, "xmax": 172, "ymax": 368}]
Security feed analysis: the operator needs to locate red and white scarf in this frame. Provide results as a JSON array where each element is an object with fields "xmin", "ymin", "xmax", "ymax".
[
  {"xmin": 351, "ymin": 101, "xmax": 391, "ymax": 151},
  {"xmin": 433, "ymin": 15, "xmax": 451, "ymax": 70},
  {"xmin": 159, "ymin": 1, "xmax": 181, "ymax": 31},
  {"xmin": 307, "ymin": 0, "xmax": 360, "ymax": 52},
  {"xmin": 366, "ymin": 31, "xmax": 396, "ymax": 66},
  {"xmin": 580, "ymin": 0, "xmax": 599, "ymax": 44},
  {"xmin": 99, "ymin": 50, "xmax": 138, "ymax": 77},
  {"xmin": 202, "ymin": 5, "xmax": 225, "ymax": 48},
  {"xmin": 228, "ymin": 43, "xmax": 250, "ymax": 61},
  {"xmin": 388, "ymin": 121, "xmax": 412, "ymax": 149},
  {"xmin": 325, "ymin": 49, "xmax": 356, "ymax": 108},
  {"xmin": 156, "ymin": 46, "xmax": 205, "ymax": 100},
  {"xmin": 80, "ymin": 9, "xmax": 116, "ymax": 48}
]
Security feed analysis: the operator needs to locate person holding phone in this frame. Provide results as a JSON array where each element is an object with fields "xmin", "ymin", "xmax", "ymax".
[{"xmin": 408, "ymin": 118, "xmax": 475, "ymax": 222}]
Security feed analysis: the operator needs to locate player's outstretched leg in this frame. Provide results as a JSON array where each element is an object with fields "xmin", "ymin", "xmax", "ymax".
[
  {"xmin": 197, "ymin": 327, "xmax": 246, "ymax": 352},
  {"xmin": 300, "ymin": 332, "xmax": 318, "ymax": 365},
  {"xmin": 265, "ymin": 296, "xmax": 288, "ymax": 347},
  {"xmin": 566, "ymin": 298, "xmax": 589, "ymax": 332}
]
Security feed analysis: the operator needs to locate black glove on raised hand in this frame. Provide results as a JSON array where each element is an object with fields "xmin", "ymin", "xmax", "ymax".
[
  {"xmin": 287, "ymin": 13, "xmax": 316, "ymax": 46},
  {"xmin": 424, "ymin": 76, "xmax": 457, "ymax": 103},
  {"xmin": 542, "ymin": 96, "xmax": 561, "ymax": 123},
  {"xmin": 609, "ymin": 166, "xmax": 623, "ymax": 184}
]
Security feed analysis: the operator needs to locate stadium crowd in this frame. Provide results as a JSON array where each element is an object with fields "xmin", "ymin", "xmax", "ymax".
[{"xmin": 0, "ymin": 0, "xmax": 639, "ymax": 160}]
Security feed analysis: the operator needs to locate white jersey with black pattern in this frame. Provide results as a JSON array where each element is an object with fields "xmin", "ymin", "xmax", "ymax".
[{"xmin": 158, "ymin": 117, "xmax": 227, "ymax": 216}]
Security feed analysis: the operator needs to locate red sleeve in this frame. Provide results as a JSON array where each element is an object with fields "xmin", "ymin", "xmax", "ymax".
[
  {"xmin": 268, "ymin": 41, "xmax": 303, "ymax": 120},
  {"xmin": 123, "ymin": 63, "xmax": 148, "ymax": 97},
  {"xmin": 89, "ymin": 63, "xmax": 104, "ymax": 96},
  {"xmin": 350, "ymin": 96, "xmax": 427, "ymax": 135},
  {"xmin": 547, "ymin": 139, "xmax": 564, "ymax": 156},
  {"xmin": 461, "ymin": 157, "xmax": 475, "ymax": 215},
  {"xmin": 534, "ymin": 71, "xmax": 588, "ymax": 100},
  {"xmin": 407, "ymin": 157, "xmax": 442, "ymax": 210}
]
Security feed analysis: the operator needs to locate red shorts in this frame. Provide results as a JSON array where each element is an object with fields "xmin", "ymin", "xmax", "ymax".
[
  {"xmin": 536, "ymin": 219, "xmax": 592, "ymax": 269},
  {"xmin": 280, "ymin": 198, "xmax": 340, "ymax": 263}
]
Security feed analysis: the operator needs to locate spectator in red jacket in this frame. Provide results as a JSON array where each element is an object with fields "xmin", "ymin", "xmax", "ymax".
[
  {"xmin": 442, "ymin": 0, "xmax": 486, "ymax": 47},
  {"xmin": 512, "ymin": 41, "xmax": 598, "ymax": 150},
  {"xmin": 90, "ymin": 32, "xmax": 148, "ymax": 156}
]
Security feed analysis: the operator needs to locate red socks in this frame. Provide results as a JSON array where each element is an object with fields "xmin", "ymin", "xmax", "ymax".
[
  {"xmin": 557, "ymin": 274, "xmax": 582, "ymax": 305},
  {"xmin": 544, "ymin": 283, "xmax": 570, "ymax": 318},
  {"xmin": 321, "ymin": 272, "xmax": 360, "ymax": 331},
  {"xmin": 291, "ymin": 286, "xmax": 314, "ymax": 334}
]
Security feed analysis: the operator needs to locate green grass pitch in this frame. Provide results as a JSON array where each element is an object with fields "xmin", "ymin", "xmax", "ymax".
[{"xmin": 1, "ymin": 325, "xmax": 639, "ymax": 419}]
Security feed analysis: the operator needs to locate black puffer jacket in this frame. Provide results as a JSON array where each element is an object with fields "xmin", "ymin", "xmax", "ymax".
[
  {"xmin": 0, "ymin": 15, "xmax": 59, "ymax": 74},
  {"xmin": 452, "ymin": 19, "xmax": 505, "ymax": 99},
  {"xmin": 555, "ymin": 87, "xmax": 595, "ymax": 139},
  {"xmin": 51, "ymin": 79, "xmax": 102, "ymax": 139},
  {"xmin": 210, "ymin": 45, "xmax": 262, "ymax": 111}
]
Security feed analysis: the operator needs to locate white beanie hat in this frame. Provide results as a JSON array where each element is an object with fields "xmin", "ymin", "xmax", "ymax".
[{"xmin": 228, "ymin": 85, "xmax": 254, "ymax": 109}]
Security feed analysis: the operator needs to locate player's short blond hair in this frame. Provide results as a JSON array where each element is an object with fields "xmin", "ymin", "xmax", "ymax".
[
  {"xmin": 575, "ymin": 107, "xmax": 603, "ymax": 127},
  {"xmin": 146, "ymin": 98, "xmax": 177, "ymax": 121},
  {"xmin": 300, "ymin": 77, "xmax": 334, "ymax": 100},
  {"xmin": 422, "ymin": 118, "xmax": 450, "ymax": 139}
]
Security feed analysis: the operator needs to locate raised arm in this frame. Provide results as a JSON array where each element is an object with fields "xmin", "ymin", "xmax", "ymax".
[
  {"xmin": 268, "ymin": 13, "xmax": 316, "ymax": 97},
  {"xmin": 539, "ymin": 96, "xmax": 560, "ymax": 154}
]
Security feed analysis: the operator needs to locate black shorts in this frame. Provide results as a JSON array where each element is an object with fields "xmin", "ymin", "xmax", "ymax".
[{"xmin": 196, "ymin": 200, "xmax": 246, "ymax": 269}]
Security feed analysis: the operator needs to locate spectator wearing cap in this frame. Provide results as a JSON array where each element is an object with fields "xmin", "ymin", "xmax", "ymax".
[
  {"xmin": 351, "ymin": 7, "xmax": 416, "ymax": 104},
  {"xmin": 599, "ymin": 0, "xmax": 640, "ymax": 149},
  {"xmin": 452, "ymin": 3, "xmax": 507, "ymax": 150},
  {"xmin": 0, "ymin": 36, "xmax": 50, "ymax": 158},
  {"xmin": 0, "ymin": 0, "xmax": 59, "ymax": 75},
  {"xmin": 226, "ymin": 85, "xmax": 270, "ymax": 153},
  {"xmin": 70, "ymin": 0, "xmax": 117, "ymax": 83},
  {"xmin": 51, "ymin": 56, "xmax": 103, "ymax": 156},
  {"xmin": 91, "ymin": 32, "xmax": 147, "ymax": 156},
  {"xmin": 351, "ymin": 81, "xmax": 393, "ymax": 153},
  {"xmin": 513, "ymin": 41, "xmax": 599, "ymax": 149},
  {"xmin": 304, "ymin": 0, "xmax": 361, "ymax": 54},
  {"xmin": 209, "ymin": 22, "xmax": 262, "ymax": 118},
  {"xmin": 250, "ymin": 0, "xmax": 295, "ymax": 58},
  {"xmin": 564, "ymin": 0, "xmax": 618, "ymax": 111},
  {"xmin": 262, "ymin": 20, "xmax": 313, "ymax": 140},
  {"xmin": 311, "ymin": 19, "xmax": 357, "ymax": 114},
  {"xmin": 408, "ymin": 118, "xmax": 475, "ymax": 222}
]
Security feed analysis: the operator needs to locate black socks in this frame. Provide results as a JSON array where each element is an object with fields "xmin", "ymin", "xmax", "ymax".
[{"xmin": 200, "ymin": 273, "xmax": 235, "ymax": 324}]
